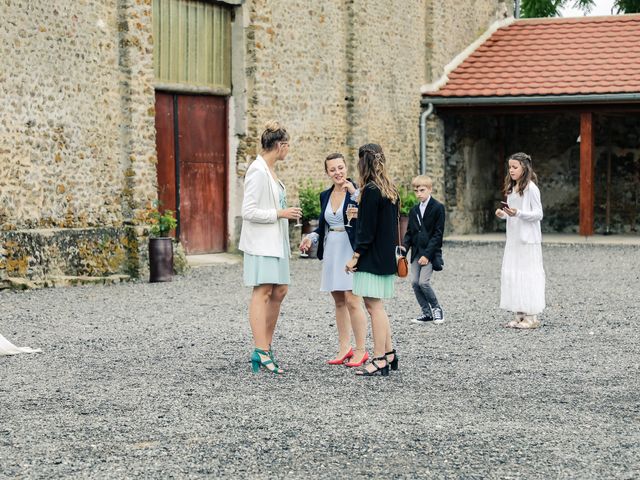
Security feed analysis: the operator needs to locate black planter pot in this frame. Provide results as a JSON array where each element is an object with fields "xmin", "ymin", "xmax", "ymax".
[{"xmin": 149, "ymin": 237, "xmax": 174, "ymax": 282}]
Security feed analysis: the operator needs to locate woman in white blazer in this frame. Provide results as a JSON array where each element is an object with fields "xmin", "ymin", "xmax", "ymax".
[{"xmin": 239, "ymin": 121, "xmax": 301, "ymax": 375}]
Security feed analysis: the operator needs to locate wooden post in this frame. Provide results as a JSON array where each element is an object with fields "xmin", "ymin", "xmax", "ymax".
[{"xmin": 579, "ymin": 112, "xmax": 595, "ymax": 236}]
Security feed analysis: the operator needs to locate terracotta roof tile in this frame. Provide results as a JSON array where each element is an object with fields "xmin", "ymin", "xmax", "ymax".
[{"xmin": 425, "ymin": 15, "xmax": 640, "ymax": 98}]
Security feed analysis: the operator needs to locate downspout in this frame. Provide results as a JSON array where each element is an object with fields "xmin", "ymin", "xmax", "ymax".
[{"xmin": 419, "ymin": 103, "xmax": 434, "ymax": 174}]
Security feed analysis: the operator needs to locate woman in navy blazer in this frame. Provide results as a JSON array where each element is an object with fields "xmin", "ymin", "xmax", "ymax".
[{"xmin": 300, "ymin": 153, "xmax": 368, "ymax": 367}]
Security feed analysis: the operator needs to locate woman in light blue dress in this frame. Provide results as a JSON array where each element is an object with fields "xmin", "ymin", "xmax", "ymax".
[
  {"xmin": 238, "ymin": 121, "xmax": 301, "ymax": 375},
  {"xmin": 300, "ymin": 153, "xmax": 368, "ymax": 367}
]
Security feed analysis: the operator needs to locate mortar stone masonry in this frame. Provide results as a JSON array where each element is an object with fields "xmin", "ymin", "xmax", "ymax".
[{"xmin": 1, "ymin": 0, "xmax": 512, "ymax": 287}]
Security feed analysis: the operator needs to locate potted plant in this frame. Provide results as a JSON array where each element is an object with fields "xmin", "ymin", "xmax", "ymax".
[
  {"xmin": 298, "ymin": 180, "xmax": 323, "ymax": 234},
  {"xmin": 398, "ymin": 185, "xmax": 418, "ymax": 241},
  {"xmin": 147, "ymin": 205, "xmax": 178, "ymax": 282}
]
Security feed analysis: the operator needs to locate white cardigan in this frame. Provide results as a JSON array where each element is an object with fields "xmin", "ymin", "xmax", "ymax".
[
  {"xmin": 499, "ymin": 181, "xmax": 543, "ymax": 244},
  {"xmin": 238, "ymin": 156, "xmax": 287, "ymax": 258}
]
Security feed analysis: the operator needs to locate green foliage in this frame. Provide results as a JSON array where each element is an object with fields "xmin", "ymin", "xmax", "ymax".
[
  {"xmin": 398, "ymin": 186, "xmax": 418, "ymax": 216},
  {"xmin": 148, "ymin": 206, "xmax": 177, "ymax": 238},
  {"xmin": 520, "ymin": 0, "xmax": 594, "ymax": 17},
  {"xmin": 519, "ymin": 0, "xmax": 639, "ymax": 18},
  {"xmin": 298, "ymin": 181, "xmax": 323, "ymax": 220},
  {"xmin": 519, "ymin": 0, "xmax": 640, "ymax": 17},
  {"xmin": 614, "ymin": 0, "xmax": 640, "ymax": 13}
]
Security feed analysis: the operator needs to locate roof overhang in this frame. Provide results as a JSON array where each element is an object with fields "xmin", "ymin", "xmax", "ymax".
[
  {"xmin": 213, "ymin": 0, "xmax": 244, "ymax": 5},
  {"xmin": 421, "ymin": 93, "xmax": 640, "ymax": 108}
]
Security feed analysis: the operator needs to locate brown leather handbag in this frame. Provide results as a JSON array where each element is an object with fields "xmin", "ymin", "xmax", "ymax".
[{"xmin": 395, "ymin": 204, "xmax": 408, "ymax": 278}]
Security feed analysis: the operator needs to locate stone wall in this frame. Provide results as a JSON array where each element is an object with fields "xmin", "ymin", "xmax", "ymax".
[
  {"xmin": 231, "ymin": 0, "xmax": 512, "ymax": 246},
  {"xmin": 425, "ymin": 0, "xmax": 512, "ymax": 84},
  {"xmin": 442, "ymin": 113, "xmax": 640, "ymax": 235},
  {"xmin": 1, "ymin": 0, "xmax": 511, "ymax": 287},
  {"xmin": 423, "ymin": 0, "xmax": 512, "ymax": 204},
  {"xmin": 235, "ymin": 1, "xmax": 350, "ymax": 182},
  {"xmin": 0, "ymin": 0, "xmax": 157, "ymax": 286},
  {"xmin": 443, "ymin": 115, "xmax": 501, "ymax": 234}
]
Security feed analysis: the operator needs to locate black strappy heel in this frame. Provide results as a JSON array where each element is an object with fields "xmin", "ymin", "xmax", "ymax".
[
  {"xmin": 355, "ymin": 356, "xmax": 389, "ymax": 377},
  {"xmin": 385, "ymin": 349, "xmax": 399, "ymax": 371}
]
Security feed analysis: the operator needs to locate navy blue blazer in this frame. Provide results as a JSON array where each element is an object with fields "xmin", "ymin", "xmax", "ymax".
[
  {"xmin": 402, "ymin": 197, "xmax": 445, "ymax": 270},
  {"xmin": 314, "ymin": 181, "xmax": 358, "ymax": 261}
]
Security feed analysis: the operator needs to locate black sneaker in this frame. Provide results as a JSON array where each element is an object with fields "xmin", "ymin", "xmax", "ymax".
[
  {"xmin": 432, "ymin": 307, "xmax": 444, "ymax": 324},
  {"xmin": 411, "ymin": 314, "xmax": 433, "ymax": 324}
]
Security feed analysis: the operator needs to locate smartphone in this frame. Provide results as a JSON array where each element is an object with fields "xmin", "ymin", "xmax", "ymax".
[{"xmin": 500, "ymin": 201, "xmax": 509, "ymax": 209}]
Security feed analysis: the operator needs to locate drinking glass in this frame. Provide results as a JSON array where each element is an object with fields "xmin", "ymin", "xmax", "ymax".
[
  {"xmin": 294, "ymin": 204, "xmax": 303, "ymax": 227},
  {"xmin": 345, "ymin": 205, "xmax": 357, "ymax": 228}
]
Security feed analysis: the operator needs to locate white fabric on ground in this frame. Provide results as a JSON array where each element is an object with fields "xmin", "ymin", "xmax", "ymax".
[{"xmin": 0, "ymin": 333, "xmax": 41, "ymax": 356}]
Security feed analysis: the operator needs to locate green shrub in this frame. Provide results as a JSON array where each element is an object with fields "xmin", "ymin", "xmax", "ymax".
[
  {"xmin": 147, "ymin": 203, "xmax": 178, "ymax": 238},
  {"xmin": 398, "ymin": 185, "xmax": 418, "ymax": 216},
  {"xmin": 298, "ymin": 181, "xmax": 323, "ymax": 220}
]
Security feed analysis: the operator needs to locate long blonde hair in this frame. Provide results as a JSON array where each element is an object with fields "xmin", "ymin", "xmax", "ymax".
[
  {"xmin": 503, "ymin": 152, "xmax": 538, "ymax": 196},
  {"xmin": 357, "ymin": 143, "xmax": 398, "ymax": 203}
]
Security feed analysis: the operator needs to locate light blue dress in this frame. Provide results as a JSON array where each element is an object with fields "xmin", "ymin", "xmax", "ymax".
[
  {"xmin": 243, "ymin": 182, "xmax": 290, "ymax": 286},
  {"xmin": 320, "ymin": 198, "xmax": 354, "ymax": 292}
]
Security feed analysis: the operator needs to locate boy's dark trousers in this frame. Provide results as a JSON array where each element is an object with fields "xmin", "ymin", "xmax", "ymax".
[{"xmin": 410, "ymin": 257, "xmax": 440, "ymax": 317}]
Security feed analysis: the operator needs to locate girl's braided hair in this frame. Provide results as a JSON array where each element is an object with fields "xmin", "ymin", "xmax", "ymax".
[
  {"xmin": 503, "ymin": 152, "xmax": 538, "ymax": 196},
  {"xmin": 357, "ymin": 143, "xmax": 398, "ymax": 203}
]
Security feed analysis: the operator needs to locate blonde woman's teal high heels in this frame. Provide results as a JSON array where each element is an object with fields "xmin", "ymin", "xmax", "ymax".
[{"xmin": 251, "ymin": 348, "xmax": 284, "ymax": 374}]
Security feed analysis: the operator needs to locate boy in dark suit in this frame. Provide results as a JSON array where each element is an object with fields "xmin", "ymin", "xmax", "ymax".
[{"xmin": 402, "ymin": 175, "xmax": 445, "ymax": 324}]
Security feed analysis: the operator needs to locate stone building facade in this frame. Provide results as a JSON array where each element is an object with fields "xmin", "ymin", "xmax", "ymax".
[
  {"xmin": 1, "ymin": 0, "xmax": 511, "ymax": 288},
  {"xmin": 1, "ymin": 0, "xmax": 156, "ymax": 288}
]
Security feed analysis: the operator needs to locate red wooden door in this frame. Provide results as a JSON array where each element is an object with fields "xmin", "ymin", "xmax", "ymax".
[
  {"xmin": 177, "ymin": 95, "xmax": 227, "ymax": 253},
  {"xmin": 155, "ymin": 93, "xmax": 228, "ymax": 254},
  {"xmin": 155, "ymin": 93, "xmax": 177, "ymax": 214}
]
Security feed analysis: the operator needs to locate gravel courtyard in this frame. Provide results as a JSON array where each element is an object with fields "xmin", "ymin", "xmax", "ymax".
[{"xmin": 1, "ymin": 242, "xmax": 638, "ymax": 479}]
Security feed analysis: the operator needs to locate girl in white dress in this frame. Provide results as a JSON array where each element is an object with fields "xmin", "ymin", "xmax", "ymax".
[
  {"xmin": 299, "ymin": 153, "xmax": 368, "ymax": 367},
  {"xmin": 0, "ymin": 333, "xmax": 41, "ymax": 356},
  {"xmin": 495, "ymin": 152, "xmax": 545, "ymax": 329}
]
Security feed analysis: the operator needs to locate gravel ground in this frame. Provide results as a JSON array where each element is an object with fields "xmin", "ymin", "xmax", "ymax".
[{"xmin": 1, "ymin": 242, "xmax": 638, "ymax": 479}]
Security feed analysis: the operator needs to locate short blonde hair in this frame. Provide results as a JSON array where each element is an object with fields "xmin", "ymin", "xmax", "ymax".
[{"xmin": 411, "ymin": 175, "xmax": 433, "ymax": 189}]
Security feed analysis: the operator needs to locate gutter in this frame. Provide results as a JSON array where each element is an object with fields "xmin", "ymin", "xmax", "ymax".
[
  {"xmin": 419, "ymin": 103, "xmax": 434, "ymax": 175},
  {"xmin": 421, "ymin": 93, "xmax": 640, "ymax": 107}
]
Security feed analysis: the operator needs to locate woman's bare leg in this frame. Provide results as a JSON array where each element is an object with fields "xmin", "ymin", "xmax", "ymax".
[
  {"xmin": 249, "ymin": 284, "xmax": 274, "ymax": 350},
  {"xmin": 362, "ymin": 297, "xmax": 389, "ymax": 373},
  {"xmin": 265, "ymin": 284, "xmax": 288, "ymax": 347},
  {"xmin": 384, "ymin": 316, "xmax": 394, "ymax": 358},
  {"xmin": 345, "ymin": 290, "xmax": 367, "ymax": 363},
  {"xmin": 330, "ymin": 291, "xmax": 352, "ymax": 359}
]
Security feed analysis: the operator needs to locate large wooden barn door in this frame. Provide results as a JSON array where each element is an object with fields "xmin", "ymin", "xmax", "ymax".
[
  {"xmin": 177, "ymin": 94, "xmax": 227, "ymax": 253},
  {"xmin": 155, "ymin": 92, "xmax": 228, "ymax": 254},
  {"xmin": 153, "ymin": 0, "xmax": 232, "ymax": 253}
]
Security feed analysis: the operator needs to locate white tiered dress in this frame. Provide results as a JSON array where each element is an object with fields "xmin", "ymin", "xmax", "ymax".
[
  {"xmin": 0, "ymin": 333, "xmax": 41, "ymax": 356},
  {"xmin": 499, "ymin": 182, "xmax": 546, "ymax": 315},
  {"xmin": 320, "ymin": 198, "xmax": 354, "ymax": 292}
]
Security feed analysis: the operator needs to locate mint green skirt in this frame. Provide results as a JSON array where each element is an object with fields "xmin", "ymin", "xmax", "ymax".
[
  {"xmin": 243, "ymin": 233, "xmax": 290, "ymax": 287},
  {"xmin": 352, "ymin": 272, "xmax": 395, "ymax": 299}
]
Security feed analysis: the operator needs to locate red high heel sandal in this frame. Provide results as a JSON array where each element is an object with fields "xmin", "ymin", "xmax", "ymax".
[
  {"xmin": 345, "ymin": 351, "xmax": 369, "ymax": 368},
  {"xmin": 327, "ymin": 348, "xmax": 354, "ymax": 365}
]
